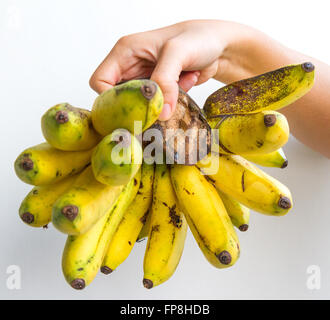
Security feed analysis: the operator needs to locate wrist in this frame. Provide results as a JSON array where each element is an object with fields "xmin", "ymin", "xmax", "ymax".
[{"xmin": 214, "ymin": 21, "xmax": 262, "ymax": 83}]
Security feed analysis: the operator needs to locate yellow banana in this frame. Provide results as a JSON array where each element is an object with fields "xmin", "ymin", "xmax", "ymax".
[
  {"xmin": 62, "ymin": 174, "xmax": 140, "ymax": 290},
  {"xmin": 92, "ymin": 79, "xmax": 163, "ymax": 136},
  {"xmin": 216, "ymin": 189, "xmax": 250, "ymax": 232},
  {"xmin": 92, "ymin": 129, "xmax": 142, "ymax": 186},
  {"xmin": 171, "ymin": 165, "xmax": 240, "ymax": 269},
  {"xmin": 209, "ymin": 111, "xmax": 289, "ymax": 155},
  {"xmin": 143, "ymin": 164, "xmax": 187, "ymax": 289},
  {"xmin": 41, "ymin": 103, "xmax": 101, "ymax": 151},
  {"xmin": 100, "ymin": 163, "xmax": 154, "ymax": 274},
  {"xmin": 52, "ymin": 166, "xmax": 124, "ymax": 235},
  {"xmin": 14, "ymin": 142, "xmax": 92, "ymax": 186},
  {"xmin": 244, "ymin": 148, "xmax": 288, "ymax": 168},
  {"xmin": 137, "ymin": 209, "xmax": 151, "ymax": 241},
  {"xmin": 19, "ymin": 174, "xmax": 77, "ymax": 227},
  {"xmin": 203, "ymin": 62, "xmax": 315, "ymax": 116},
  {"xmin": 197, "ymin": 153, "xmax": 292, "ymax": 216}
]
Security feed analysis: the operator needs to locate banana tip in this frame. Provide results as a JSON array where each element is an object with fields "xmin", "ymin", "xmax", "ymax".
[
  {"xmin": 302, "ymin": 62, "xmax": 315, "ymax": 73},
  {"xmin": 281, "ymin": 160, "xmax": 288, "ymax": 169},
  {"xmin": 217, "ymin": 250, "xmax": 232, "ymax": 265},
  {"xmin": 239, "ymin": 224, "xmax": 249, "ymax": 232},
  {"xmin": 20, "ymin": 157, "xmax": 34, "ymax": 171},
  {"xmin": 278, "ymin": 196, "xmax": 292, "ymax": 209},
  {"xmin": 141, "ymin": 82, "xmax": 157, "ymax": 100},
  {"xmin": 100, "ymin": 266, "xmax": 113, "ymax": 275},
  {"xmin": 264, "ymin": 114, "xmax": 277, "ymax": 127},
  {"xmin": 143, "ymin": 278, "xmax": 153, "ymax": 289},
  {"xmin": 21, "ymin": 212, "xmax": 34, "ymax": 224},
  {"xmin": 55, "ymin": 110, "xmax": 69, "ymax": 124},
  {"xmin": 61, "ymin": 205, "xmax": 79, "ymax": 221},
  {"xmin": 71, "ymin": 278, "xmax": 85, "ymax": 290}
]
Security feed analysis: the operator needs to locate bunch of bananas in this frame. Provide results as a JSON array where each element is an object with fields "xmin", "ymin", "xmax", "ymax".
[{"xmin": 14, "ymin": 63, "xmax": 314, "ymax": 290}]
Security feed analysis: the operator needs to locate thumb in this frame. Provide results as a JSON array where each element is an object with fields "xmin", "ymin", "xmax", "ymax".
[{"xmin": 151, "ymin": 42, "xmax": 183, "ymax": 121}]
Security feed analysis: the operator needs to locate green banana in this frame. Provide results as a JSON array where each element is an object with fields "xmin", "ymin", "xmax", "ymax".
[
  {"xmin": 92, "ymin": 129, "xmax": 142, "ymax": 186},
  {"xmin": 92, "ymin": 79, "xmax": 163, "ymax": 136},
  {"xmin": 203, "ymin": 63, "xmax": 314, "ymax": 116},
  {"xmin": 41, "ymin": 103, "xmax": 101, "ymax": 151},
  {"xmin": 52, "ymin": 166, "xmax": 124, "ymax": 235},
  {"xmin": 62, "ymin": 174, "xmax": 140, "ymax": 290}
]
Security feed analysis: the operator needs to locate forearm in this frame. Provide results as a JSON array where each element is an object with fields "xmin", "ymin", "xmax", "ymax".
[{"xmin": 215, "ymin": 21, "xmax": 330, "ymax": 158}]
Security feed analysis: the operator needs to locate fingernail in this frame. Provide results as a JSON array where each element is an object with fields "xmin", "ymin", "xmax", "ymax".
[
  {"xmin": 191, "ymin": 73, "xmax": 199, "ymax": 87},
  {"xmin": 193, "ymin": 71, "xmax": 200, "ymax": 82},
  {"xmin": 158, "ymin": 103, "xmax": 172, "ymax": 121}
]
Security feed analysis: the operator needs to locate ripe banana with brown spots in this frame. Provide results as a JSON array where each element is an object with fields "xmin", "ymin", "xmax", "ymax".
[
  {"xmin": 143, "ymin": 164, "xmax": 187, "ymax": 289},
  {"xmin": 137, "ymin": 210, "xmax": 151, "ymax": 241},
  {"xmin": 203, "ymin": 62, "xmax": 315, "ymax": 116},
  {"xmin": 197, "ymin": 153, "xmax": 292, "ymax": 216},
  {"xmin": 170, "ymin": 165, "xmax": 240, "ymax": 269},
  {"xmin": 100, "ymin": 163, "xmax": 154, "ymax": 274}
]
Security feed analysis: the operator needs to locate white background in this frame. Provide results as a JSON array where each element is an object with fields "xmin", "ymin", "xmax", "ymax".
[{"xmin": 0, "ymin": 0, "xmax": 329, "ymax": 299}]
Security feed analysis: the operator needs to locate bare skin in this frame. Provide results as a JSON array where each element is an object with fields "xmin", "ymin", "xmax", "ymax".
[{"xmin": 89, "ymin": 20, "xmax": 330, "ymax": 158}]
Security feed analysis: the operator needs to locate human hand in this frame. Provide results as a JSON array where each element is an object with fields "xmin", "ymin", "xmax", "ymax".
[{"xmin": 89, "ymin": 20, "xmax": 235, "ymax": 120}]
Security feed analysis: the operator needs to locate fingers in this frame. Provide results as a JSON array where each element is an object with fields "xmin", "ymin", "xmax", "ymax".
[
  {"xmin": 178, "ymin": 71, "xmax": 200, "ymax": 92},
  {"xmin": 89, "ymin": 37, "xmax": 130, "ymax": 94},
  {"xmin": 195, "ymin": 61, "xmax": 219, "ymax": 85},
  {"xmin": 89, "ymin": 49, "xmax": 123, "ymax": 94},
  {"xmin": 151, "ymin": 40, "xmax": 185, "ymax": 121}
]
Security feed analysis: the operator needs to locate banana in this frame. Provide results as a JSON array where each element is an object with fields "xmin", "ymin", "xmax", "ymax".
[
  {"xmin": 41, "ymin": 103, "xmax": 101, "ymax": 151},
  {"xmin": 19, "ymin": 174, "xmax": 77, "ymax": 227},
  {"xmin": 52, "ymin": 166, "xmax": 124, "ymax": 235},
  {"xmin": 171, "ymin": 165, "xmax": 240, "ymax": 269},
  {"xmin": 100, "ymin": 163, "xmax": 154, "ymax": 274},
  {"xmin": 137, "ymin": 210, "xmax": 151, "ymax": 241},
  {"xmin": 209, "ymin": 111, "xmax": 289, "ymax": 155},
  {"xmin": 143, "ymin": 164, "xmax": 187, "ymax": 289},
  {"xmin": 197, "ymin": 153, "xmax": 292, "ymax": 216},
  {"xmin": 203, "ymin": 62, "xmax": 315, "ymax": 116},
  {"xmin": 244, "ymin": 148, "xmax": 288, "ymax": 168},
  {"xmin": 216, "ymin": 189, "xmax": 250, "ymax": 231},
  {"xmin": 92, "ymin": 79, "xmax": 163, "ymax": 136},
  {"xmin": 92, "ymin": 129, "xmax": 142, "ymax": 186},
  {"xmin": 14, "ymin": 142, "xmax": 92, "ymax": 186},
  {"xmin": 62, "ymin": 174, "xmax": 140, "ymax": 290}
]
